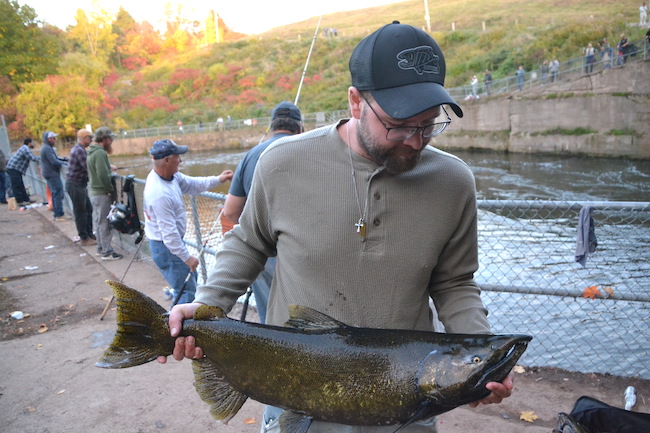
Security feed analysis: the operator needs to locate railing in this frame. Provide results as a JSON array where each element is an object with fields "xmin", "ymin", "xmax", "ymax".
[{"xmin": 449, "ymin": 37, "xmax": 649, "ymax": 100}]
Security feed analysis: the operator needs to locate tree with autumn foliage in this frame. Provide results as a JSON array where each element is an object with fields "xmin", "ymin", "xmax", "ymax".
[
  {"xmin": 0, "ymin": 0, "xmax": 59, "ymax": 84},
  {"xmin": 67, "ymin": 8, "xmax": 117, "ymax": 67},
  {"xmin": 16, "ymin": 75, "xmax": 103, "ymax": 140}
]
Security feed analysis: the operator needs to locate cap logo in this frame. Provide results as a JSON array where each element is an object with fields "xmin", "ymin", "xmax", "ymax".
[{"xmin": 396, "ymin": 46, "xmax": 440, "ymax": 75}]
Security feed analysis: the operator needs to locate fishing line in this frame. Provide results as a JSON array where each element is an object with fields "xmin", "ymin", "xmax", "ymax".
[
  {"xmin": 99, "ymin": 232, "xmax": 147, "ymax": 320},
  {"xmin": 170, "ymin": 208, "xmax": 224, "ymax": 309}
]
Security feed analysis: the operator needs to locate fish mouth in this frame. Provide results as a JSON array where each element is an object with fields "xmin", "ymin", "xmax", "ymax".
[{"xmin": 474, "ymin": 335, "xmax": 531, "ymax": 388}]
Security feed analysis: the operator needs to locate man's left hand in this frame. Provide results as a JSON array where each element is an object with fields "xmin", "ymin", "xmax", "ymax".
[{"xmin": 468, "ymin": 371, "xmax": 514, "ymax": 407}]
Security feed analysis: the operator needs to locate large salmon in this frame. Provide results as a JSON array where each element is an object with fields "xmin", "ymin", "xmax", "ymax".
[{"xmin": 97, "ymin": 281, "xmax": 531, "ymax": 432}]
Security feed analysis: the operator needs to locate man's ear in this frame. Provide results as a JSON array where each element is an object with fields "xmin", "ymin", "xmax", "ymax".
[{"xmin": 348, "ymin": 87, "xmax": 363, "ymax": 120}]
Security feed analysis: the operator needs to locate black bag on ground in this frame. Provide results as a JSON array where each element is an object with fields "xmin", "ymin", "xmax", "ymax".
[
  {"xmin": 568, "ymin": 395, "xmax": 650, "ymax": 433},
  {"xmin": 108, "ymin": 175, "xmax": 144, "ymax": 243}
]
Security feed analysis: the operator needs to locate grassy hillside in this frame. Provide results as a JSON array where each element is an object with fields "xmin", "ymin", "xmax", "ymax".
[{"xmin": 106, "ymin": 0, "xmax": 645, "ymax": 129}]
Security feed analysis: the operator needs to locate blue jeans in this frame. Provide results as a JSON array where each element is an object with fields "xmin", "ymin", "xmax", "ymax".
[
  {"xmin": 46, "ymin": 176, "xmax": 64, "ymax": 218},
  {"xmin": 0, "ymin": 171, "xmax": 12, "ymax": 202},
  {"xmin": 149, "ymin": 240, "xmax": 197, "ymax": 306},
  {"xmin": 7, "ymin": 169, "xmax": 28, "ymax": 203},
  {"xmin": 250, "ymin": 256, "xmax": 275, "ymax": 324}
]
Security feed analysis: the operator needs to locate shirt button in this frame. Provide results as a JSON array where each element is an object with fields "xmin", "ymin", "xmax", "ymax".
[
  {"xmin": 374, "ymin": 192, "xmax": 381, "ymax": 200},
  {"xmin": 373, "ymin": 218, "xmax": 380, "ymax": 226}
]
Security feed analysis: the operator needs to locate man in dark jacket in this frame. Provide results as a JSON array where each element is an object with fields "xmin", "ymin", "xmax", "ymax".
[
  {"xmin": 40, "ymin": 131, "xmax": 70, "ymax": 221},
  {"xmin": 66, "ymin": 129, "xmax": 96, "ymax": 246}
]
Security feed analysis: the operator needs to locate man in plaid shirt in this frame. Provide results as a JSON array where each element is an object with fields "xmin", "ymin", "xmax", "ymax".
[
  {"xmin": 66, "ymin": 129, "xmax": 96, "ymax": 245},
  {"xmin": 6, "ymin": 138, "xmax": 40, "ymax": 206}
]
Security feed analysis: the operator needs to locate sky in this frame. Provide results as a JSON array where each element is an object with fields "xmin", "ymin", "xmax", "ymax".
[{"xmin": 20, "ymin": 0, "xmax": 402, "ymax": 35}]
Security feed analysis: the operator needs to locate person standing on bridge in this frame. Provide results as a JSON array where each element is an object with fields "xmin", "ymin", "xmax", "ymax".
[
  {"xmin": 162, "ymin": 21, "xmax": 516, "ymax": 433},
  {"xmin": 88, "ymin": 127, "xmax": 122, "ymax": 261},
  {"xmin": 66, "ymin": 129, "xmax": 96, "ymax": 246},
  {"xmin": 40, "ymin": 131, "xmax": 70, "ymax": 221},
  {"xmin": 143, "ymin": 139, "xmax": 233, "ymax": 306},
  {"xmin": 6, "ymin": 138, "xmax": 39, "ymax": 206},
  {"xmin": 221, "ymin": 101, "xmax": 303, "ymax": 324}
]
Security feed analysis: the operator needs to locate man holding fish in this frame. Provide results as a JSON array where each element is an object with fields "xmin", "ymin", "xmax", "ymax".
[{"xmin": 161, "ymin": 21, "xmax": 518, "ymax": 432}]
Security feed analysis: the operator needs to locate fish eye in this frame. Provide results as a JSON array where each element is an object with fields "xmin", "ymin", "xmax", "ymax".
[{"xmin": 472, "ymin": 356, "xmax": 482, "ymax": 364}]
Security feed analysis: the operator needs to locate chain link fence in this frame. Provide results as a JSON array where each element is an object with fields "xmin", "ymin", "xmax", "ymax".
[{"xmin": 21, "ymin": 173, "xmax": 650, "ymax": 379}]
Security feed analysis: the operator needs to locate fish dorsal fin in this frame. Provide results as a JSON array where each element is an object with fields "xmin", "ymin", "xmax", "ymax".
[
  {"xmin": 278, "ymin": 410, "xmax": 313, "ymax": 433},
  {"xmin": 192, "ymin": 358, "xmax": 248, "ymax": 424},
  {"xmin": 194, "ymin": 305, "xmax": 226, "ymax": 321},
  {"xmin": 284, "ymin": 305, "xmax": 346, "ymax": 331}
]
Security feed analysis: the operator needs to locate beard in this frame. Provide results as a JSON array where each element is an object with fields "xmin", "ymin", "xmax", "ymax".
[{"xmin": 356, "ymin": 110, "xmax": 426, "ymax": 175}]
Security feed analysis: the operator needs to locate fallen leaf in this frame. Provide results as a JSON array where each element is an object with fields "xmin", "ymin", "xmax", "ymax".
[
  {"xmin": 243, "ymin": 417, "xmax": 257, "ymax": 425},
  {"xmin": 513, "ymin": 365, "xmax": 526, "ymax": 374},
  {"xmin": 26, "ymin": 406, "xmax": 36, "ymax": 412},
  {"xmin": 36, "ymin": 344, "xmax": 43, "ymax": 350},
  {"xmin": 520, "ymin": 411, "xmax": 539, "ymax": 423},
  {"xmin": 604, "ymin": 287, "xmax": 614, "ymax": 297},
  {"xmin": 38, "ymin": 324, "xmax": 49, "ymax": 333},
  {"xmin": 582, "ymin": 285, "xmax": 601, "ymax": 299},
  {"xmin": 2, "ymin": 277, "xmax": 8, "ymax": 281}
]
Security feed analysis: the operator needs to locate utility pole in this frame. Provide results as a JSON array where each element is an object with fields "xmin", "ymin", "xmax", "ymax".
[{"xmin": 423, "ymin": 0, "xmax": 431, "ymax": 33}]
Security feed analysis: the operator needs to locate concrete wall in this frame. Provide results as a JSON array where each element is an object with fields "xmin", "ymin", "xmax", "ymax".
[{"xmin": 435, "ymin": 60, "xmax": 650, "ymax": 159}]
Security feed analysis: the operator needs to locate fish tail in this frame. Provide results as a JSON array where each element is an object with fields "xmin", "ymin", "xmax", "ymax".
[{"xmin": 96, "ymin": 280, "xmax": 175, "ymax": 369}]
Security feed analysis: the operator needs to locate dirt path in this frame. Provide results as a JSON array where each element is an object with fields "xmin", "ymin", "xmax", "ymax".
[{"xmin": 1, "ymin": 203, "xmax": 648, "ymax": 433}]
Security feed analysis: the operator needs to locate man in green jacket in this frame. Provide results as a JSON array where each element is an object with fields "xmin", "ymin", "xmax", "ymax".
[{"xmin": 87, "ymin": 127, "xmax": 122, "ymax": 261}]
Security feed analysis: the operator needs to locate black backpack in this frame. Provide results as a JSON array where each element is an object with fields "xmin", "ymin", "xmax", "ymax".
[
  {"xmin": 555, "ymin": 396, "xmax": 650, "ymax": 433},
  {"xmin": 108, "ymin": 175, "xmax": 144, "ymax": 243}
]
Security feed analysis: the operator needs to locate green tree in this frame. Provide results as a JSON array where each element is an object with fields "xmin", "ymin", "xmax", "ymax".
[
  {"xmin": 67, "ymin": 8, "xmax": 117, "ymax": 65},
  {"xmin": 16, "ymin": 75, "xmax": 103, "ymax": 139},
  {"xmin": 0, "ymin": 0, "xmax": 60, "ymax": 84}
]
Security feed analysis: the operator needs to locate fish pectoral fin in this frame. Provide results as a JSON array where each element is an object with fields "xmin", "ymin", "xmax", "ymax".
[
  {"xmin": 278, "ymin": 410, "xmax": 313, "ymax": 433},
  {"xmin": 194, "ymin": 305, "xmax": 227, "ymax": 320},
  {"xmin": 392, "ymin": 402, "xmax": 437, "ymax": 433},
  {"xmin": 192, "ymin": 358, "xmax": 247, "ymax": 424},
  {"xmin": 284, "ymin": 305, "xmax": 347, "ymax": 331}
]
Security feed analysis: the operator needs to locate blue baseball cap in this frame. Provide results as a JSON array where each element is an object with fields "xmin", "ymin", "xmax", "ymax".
[{"xmin": 149, "ymin": 139, "xmax": 188, "ymax": 160}]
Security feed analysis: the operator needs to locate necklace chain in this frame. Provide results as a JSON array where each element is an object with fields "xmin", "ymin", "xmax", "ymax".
[{"xmin": 347, "ymin": 122, "xmax": 368, "ymax": 238}]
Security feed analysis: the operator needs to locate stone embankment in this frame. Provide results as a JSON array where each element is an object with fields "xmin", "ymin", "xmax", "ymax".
[{"xmin": 439, "ymin": 59, "xmax": 649, "ymax": 159}]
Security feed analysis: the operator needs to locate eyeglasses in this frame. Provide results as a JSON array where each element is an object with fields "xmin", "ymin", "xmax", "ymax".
[{"xmin": 362, "ymin": 96, "xmax": 451, "ymax": 141}]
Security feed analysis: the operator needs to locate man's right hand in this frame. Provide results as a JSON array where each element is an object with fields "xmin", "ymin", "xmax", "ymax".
[
  {"xmin": 185, "ymin": 256, "xmax": 199, "ymax": 272},
  {"xmin": 157, "ymin": 302, "xmax": 204, "ymax": 363}
]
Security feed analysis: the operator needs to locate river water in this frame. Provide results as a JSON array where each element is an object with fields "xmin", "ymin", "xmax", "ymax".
[
  {"xmin": 114, "ymin": 148, "xmax": 650, "ymax": 201},
  {"xmin": 112, "ymin": 148, "xmax": 650, "ymax": 378}
]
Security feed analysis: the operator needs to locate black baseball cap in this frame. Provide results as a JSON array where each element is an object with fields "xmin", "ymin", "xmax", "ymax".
[
  {"xmin": 271, "ymin": 101, "xmax": 302, "ymax": 122},
  {"xmin": 349, "ymin": 21, "xmax": 463, "ymax": 119},
  {"xmin": 149, "ymin": 139, "xmax": 188, "ymax": 160}
]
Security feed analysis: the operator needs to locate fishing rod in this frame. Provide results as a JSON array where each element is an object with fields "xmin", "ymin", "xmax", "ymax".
[
  {"xmin": 294, "ymin": 15, "xmax": 322, "ymax": 107},
  {"xmin": 170, "ymin": 209, "xmax": 224, "ymax": 309},
  {"xmin": 115, "ymin": 163, "xmax": 150, "ymax": 170},
  {"xmin": 99, "ymin": 233, "xmax": 147, "ymax": 320}
]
